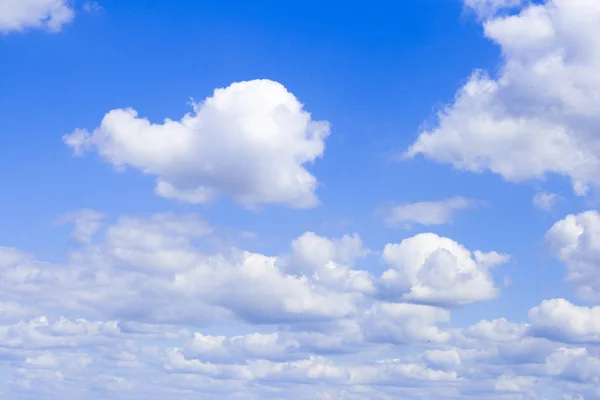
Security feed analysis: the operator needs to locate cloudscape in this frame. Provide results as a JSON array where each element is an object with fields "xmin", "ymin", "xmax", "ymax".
[{"xmin": 1, "ymin": 0, "xmax": 600, "ymax": 399}]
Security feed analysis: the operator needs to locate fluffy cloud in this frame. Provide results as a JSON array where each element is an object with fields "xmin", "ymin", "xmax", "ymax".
[
  {"xmin": 278, "ymin": 232, "xmax": 375, "ymax": 294},
  {"xmin": 1, "ymin": 220, "xmax": 600, "ymax": 398},
  {"xmin": 63, "ymin": 80, "xmax": 330, "ymax": 209},
  {"xmin": 0, "ymin": 0, "xmax": 74, "ymax": 33},
  {"xmin": 406, "ymin": 0, "xmax": 600, "ymax": 196},
  {"xmin": 361, "ymin": 303, "xmax": 451, "ymax": 344},
  {"xmin": 380, "ymin": 233, "xmax": 509, "ymax": 307},
  {"xmin": 381, "ymin": 197, "xmax": 476, "ymax": 228},
  {"xmin": 529, "ymin": 299, "xmax": 600, "ymax": 343},
  {"xmin": 0, "ymin": 214, "xmax": 370, "ymax": 328},
  {"xmin": 546, "ymin": 210, "xmax": 600, "ymax": 300}
]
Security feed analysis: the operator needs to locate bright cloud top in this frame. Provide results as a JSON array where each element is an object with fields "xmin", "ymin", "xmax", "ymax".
[
  {"xmin": 380, "ymin": 233, "xmax": 510, "ymax": 307},
  {"xmin": 63, "ymin": 79, "xmax": 331, "ymax": 209},
  {"xmin": 0, "ymin": 0, "xmax": 74, "ymax": 33},
  {"xmin": 406, "ymin": 0, "xmax": 600, "ymax": 196}
]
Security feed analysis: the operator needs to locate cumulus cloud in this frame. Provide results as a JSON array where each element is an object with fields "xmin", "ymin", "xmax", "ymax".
[
  {"xmin": 63, "ymin": 80, "xmax": 331, "ymax": 209},
  {"xmin": 546, "ymin": 210, "xmax": 600, "ymax": 300},
  {"xmin": 406, "ymin": 0, "xmax": 600, "ymax": 197},
  {"xmin": 381, "ymin": 197, "xmax": 476, "ymax": 228},
  {"xmin": 380, "ymin": 233, "xmax": 509, "ymax": 307},
  {"xmin": 0, "ymin": 214, "xmax": 370, "ymax": 327},
  {"xmin": 361, "ymin": 303, "xmax": 451, "ymax": 344},
  {"xmin": 1, "ymin": 219, "xmax": 599, "ymax": 398},
  {"xmin": 529, "ymin": 299, "xmax": 600, "ymax": 343},
  {"xmin": 0, "ymin": 0, "xmax": 74, "ymax": 33},
  {"xmin": 278, "ymin": 232, "xmax": 375, "ymax": 294}
]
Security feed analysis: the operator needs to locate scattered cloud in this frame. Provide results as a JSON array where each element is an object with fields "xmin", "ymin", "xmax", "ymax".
[
  {"xmin": 5, "ymin": 0, "xmax": 600, "ymax": 398},
  {"xmin": 0, "ymin": 212, "xmax": 595, "ymax": 398}
]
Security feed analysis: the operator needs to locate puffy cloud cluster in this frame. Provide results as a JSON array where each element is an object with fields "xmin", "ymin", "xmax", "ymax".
[
  {"xmin": 0, "ymin": 0, "xmax": 74, "ymax": 33},
  {"xmin": 63, "ymin": 80, "xmax": 331, "ymax": 209},
  {"xmin": 0, "ymin": 213, "xmax": 598, "ymax": 399},
  {"xmin": 406, "ymin": 0, "xmax": 600, "ymax": 196}
]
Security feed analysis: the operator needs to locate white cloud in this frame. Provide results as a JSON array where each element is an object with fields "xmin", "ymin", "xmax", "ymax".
[
  {"xmin": 0, "ymin": 214, "xmax": 366, "ymax": 327},
  {"xmin": 56, "ymin": 209, "xmax": 105, "ymax": 244},
  {"xmin": 382, "ymin": 197, "xmax": 476, "ymax": 228},
  {"xmin": 278, "ymin": 232, "xmax": 375, "ymax": 294},
  {"xmin": 533, "ymin": 191, "xmax": 561, "ymax": 211},
  {"xmin": 546, "ymin": 210, "xmax": 600, "ymax": 300},
  {"xmin": 493, "ymin": 375, "xmax": 536, "ymax": 394},
  {"xmin": 25, "ymin": 351, "xmax": 92, "ymax": 370},
  {"xmin": 0, "ymin": 0, "xmax": 74, "ymax": 33},
  {"xmin": 542, "ymin": 347, "xmax": 600, "ymax": 383},
  {"xmin": 1, "ymin": 217, "xmax": 598, "ymax": 399},
  {"xmin": 464, "ymin": 0, "xmax": 527, "ymax": 19},
  {"xmin": 380, "ymin": 233, "xmax": 509, "ymax": 307},
  {"xmin": 361, "ymin": 302, "xmax": 451, "ymax": 344},
  {"xmin": 406, "ymin": 0, "xmax": 600, "ymax": 197},
  {"xmin": 63, "ymin": 80, "xmax": 331, "ymax": 209},
  {"xmin": 82, "ymin": 1, "xmax": 102, "ymax": 13},
  {"xmin": 461, "ymin": 318, "xmax": 527, "ymax": 343},
  {"xmin": 529, "ymin": 299, "xmax": 600, "ymax": 343}
]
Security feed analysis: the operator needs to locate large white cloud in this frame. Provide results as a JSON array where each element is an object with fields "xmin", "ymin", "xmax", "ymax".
[
  {"xmin": 63, "ymin": 80, "xmax": 331, "ymax": 209},
  {"xmin": 529, "ymin": 298, "xmax": 600, "ymax": 343},
  {"xmin": 380, "ymin": 233, "xmax": 509, "ymax": 307},
  {"xmin": 0, "ymin": 0, "xmax": 74, "ymax": 33},
  {"xmin": 546, "ymin": 210, "xmax": 600, "ymax": 300},
  {"xmin": 406, "ymin": 0, "xmax": 600, "ymax": 196}
]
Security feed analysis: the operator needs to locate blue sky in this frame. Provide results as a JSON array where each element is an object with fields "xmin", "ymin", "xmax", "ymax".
[{"xmin": 1, "ymin": 0, "xmax": 600, "ymax": 399}]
